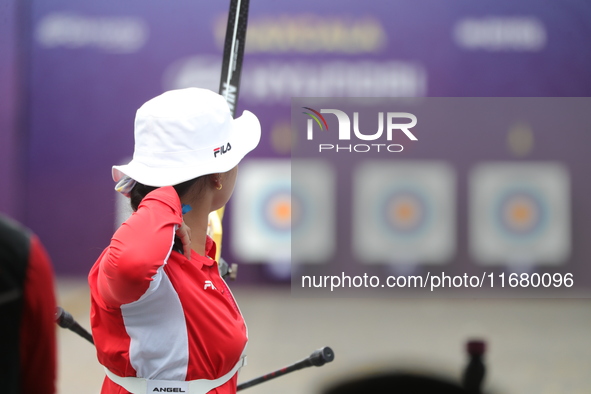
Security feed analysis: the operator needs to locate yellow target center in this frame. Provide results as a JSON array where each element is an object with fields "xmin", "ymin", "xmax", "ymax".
[
  {"xmin": 274, "ymin": 201, "xmax": 291, "ymax": 223},
  {"xmin": 389, "ymin": 197, "xmax": 418, "ymax": 227}
]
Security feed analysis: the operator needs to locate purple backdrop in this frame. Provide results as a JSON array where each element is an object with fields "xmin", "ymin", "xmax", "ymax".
[
  {"xmin": 0, "ymin": 0, "xmax": 25, "ymax": 221},
  {"xmin": 1, "ymin": 0, "xmax": 589, "ymax": 276}
]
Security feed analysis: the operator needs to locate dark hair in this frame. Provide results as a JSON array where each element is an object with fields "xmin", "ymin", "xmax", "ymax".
[{"xmin": 129, "ymin": 176, "xmax": 208, "ymax": 211}]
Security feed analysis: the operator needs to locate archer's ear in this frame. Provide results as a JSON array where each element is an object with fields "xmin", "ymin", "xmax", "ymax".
[{"xmin": 209, "ymin": 173, "xmax": 223, "ymax": 190}]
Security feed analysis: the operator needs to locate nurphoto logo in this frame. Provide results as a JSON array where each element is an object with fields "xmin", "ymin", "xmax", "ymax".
[{"xmin": 303, "ymin": 107, "xmax": 417, "ymax": 153}]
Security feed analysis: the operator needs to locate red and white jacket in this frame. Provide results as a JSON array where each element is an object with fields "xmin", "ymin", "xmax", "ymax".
[{"xmin": 88, "ymin": 187, "xmax": 247, "ymax": 394}]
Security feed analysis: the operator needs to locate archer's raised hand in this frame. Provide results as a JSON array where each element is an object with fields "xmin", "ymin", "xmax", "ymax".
[{"xmin": 176, "ymin": 221, "xmax": 192, "ymax": 259}]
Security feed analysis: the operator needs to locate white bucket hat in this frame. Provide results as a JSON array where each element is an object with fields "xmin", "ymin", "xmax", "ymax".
[{"xmin": 112, "ymin": 88, "xmax": 261, "ymax": 188}]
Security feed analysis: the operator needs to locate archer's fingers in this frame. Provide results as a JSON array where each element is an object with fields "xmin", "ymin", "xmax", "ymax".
[
  {"xmin": 176, "ymin": 222, "xmax": 192, "ymax": 259},
  {"xmin": 183, "ymin": 236, "xmax": 191, "ymax": 259}
]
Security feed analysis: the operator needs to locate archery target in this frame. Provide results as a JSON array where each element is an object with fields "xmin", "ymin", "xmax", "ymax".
[
  {"xmin": 232, "ymin": 159, "xmax": 335, "ymax": 264},
  {"xmin": 380, "ymin": 189, "xmax": 430, "ymax": 238},
  {"xmin": 469, "ymin": 162, "xmax": 570, "ymax": 266},
  {"xmin": 353, "ymin": 161, "xmax": 456, "ymax": 265},
  {"xmin": 258, "ymin": 184, "xmax": 292, "ymax": 237},
  {"xmin": 496, "ymin": 189, "xmax": 546, "ymax": 239},
  {"xmin": 232, "ymin": 160, "xmax": 291, "ymax": 262}
]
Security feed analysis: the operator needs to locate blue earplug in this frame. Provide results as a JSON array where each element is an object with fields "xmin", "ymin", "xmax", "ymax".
[{"xmin": 181, "ymin": 204, "xmax": 193, "ymax": 215}]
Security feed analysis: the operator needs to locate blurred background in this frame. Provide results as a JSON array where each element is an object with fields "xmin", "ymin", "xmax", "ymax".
[{"xmin": 1, "ymin": 0, "xmax": 590, "ymax": 393}]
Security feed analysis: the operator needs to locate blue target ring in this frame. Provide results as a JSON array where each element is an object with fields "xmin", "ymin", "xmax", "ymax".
[
  {"xmin": 377, "ymin": 187, "xmax": 432, "ymax": 239},
  {"xmin": 256, "ymin": 186, "xmax": 292, "ymax": 235},
  {"xmin": 254, "ymin": 183, "xmax": 312, "ymax": 240},
  {"xmin": 493, "ymin": 187, "xmax": 547, "ymax": 241},
  {"xmin": 289, "ymin": 187, "xmax": 308, "ymax": 235}
]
